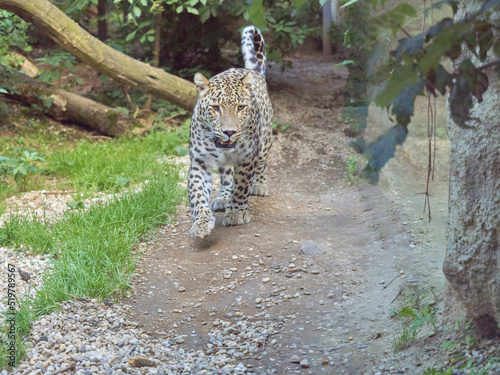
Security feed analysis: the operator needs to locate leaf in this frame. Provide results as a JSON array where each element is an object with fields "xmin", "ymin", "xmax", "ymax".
[
  {"xmin": 493, "ymin": 39, "xmax": 500, "ymax": 57},
  {"xmin": 186, "ymin": 7, "xmax": 199, "ymax": 15},
  {"xmin": 334, "ymin": 60, "xmax": 355, "ymax": 66},
  {"xmin": 391, "ymin": 80, "xmax": 425, "ymax": 126},
  {"xmin": 340, "ymin": 0, "xmax": 359, "ymax": 8},
  {"xmin": 424, "ymin": 18, "xmax": 453, "ymax": 41},
  {"xmin": 434, "ymin": 65, "xmax": 452, "ymax": 95},
  {"xmin": 362, "ymin": 124, "xmax": 408, "ymax": 181},
  {"xmin": 473, "ymin": 72, "xmax": 489, "ymax": 103},
  {"xmin": 475, "ymin": 21, "xmax": 494, "ymax": 61},
  {"xmin": 132, "ymin": 6, "xmax": 141, "ymax": 18},
  {"xmin": 200, "ymin": 9, "xmax": 211, "ymax": 22},
  {"xmin": 418, "ymin": 21, "xmax": 469, "ymax": 76},
  {"xmin": 375, "ymin": 65, "xmax": 419, "ymax": 108},
  {"xmin": 125, "ymin": 30, "xmax": 137, "ymax": 42},
  {"xmin": 449, "ymin": 74, "xmax": 473, "ymax": 127},
  {"xmin": 67, "ymin": 201, "xmax": 85, "ymax": 210},
  {"xmin": 392, "ymin": 34, "xmax": 424, "ymax": 59},
  {"xmin": 249, "ymin": 0, "xmax": 266, "ymax": 30},
  {"xmin": 116, "ymin": 177, "xmax": 132, "ymax": 187}
]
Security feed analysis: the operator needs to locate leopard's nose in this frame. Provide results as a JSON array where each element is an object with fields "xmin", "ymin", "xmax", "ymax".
[{"xmin": 223, "ymin": 130, "xmax": 236, "ymax": 138}]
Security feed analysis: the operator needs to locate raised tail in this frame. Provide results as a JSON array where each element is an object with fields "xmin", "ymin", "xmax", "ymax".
[{"xmin": 241, "ymin": 26, "xmax": 267, "ymax": 77}]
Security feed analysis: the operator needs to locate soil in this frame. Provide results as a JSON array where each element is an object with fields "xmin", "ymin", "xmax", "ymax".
[{"xmin": 123, "ymin": 53, "xmax": 453, "ymax": 374}]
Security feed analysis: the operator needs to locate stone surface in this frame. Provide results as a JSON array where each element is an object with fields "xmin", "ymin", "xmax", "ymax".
[{"xmin": 299, "ymin": 240, "xmax": 325, "ymax": 256}]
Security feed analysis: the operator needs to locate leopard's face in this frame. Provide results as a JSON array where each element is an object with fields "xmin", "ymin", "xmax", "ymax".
[{"xmin": 194, "ymin": 71, "xmax": 253, "ymax": 150}]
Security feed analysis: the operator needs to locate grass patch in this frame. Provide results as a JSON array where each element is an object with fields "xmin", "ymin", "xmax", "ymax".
[
  {"xmin": 345, "ymin": 155, "xmax": 360, "ymax": 186},
  {"xmin": 0, "ymin": 119, "xmax": 189, "ymax": 202},
  {"xmin": 0, "ymin": 119, "xmax": 189, "ymax": 368},
  {"xmin": 0, "ymin": 171, "xmax": 184, "ymax": 367},
  {"xmin": 45, "ymin": 122, "xmax": 189, "ymax": 195},
  {"xmin": 390, "ymin": 287, "xmax": 439, "ymax": 351}
]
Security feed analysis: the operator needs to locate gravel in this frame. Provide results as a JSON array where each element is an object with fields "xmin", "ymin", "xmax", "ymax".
[
  {"xmin": 9, "ymin": 298, "xmax": 283, "ymax": 374},
  {"xmin": 0, "ymin": 248, "xmax": 52, "ymax": 326}
]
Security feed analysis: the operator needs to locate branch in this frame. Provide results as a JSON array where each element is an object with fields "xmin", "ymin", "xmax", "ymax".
[
  {"xmin": 451, "ymin": 58, "xmax": 500, "ymax": 79},
  {"xmin": 0, "ymin": 0, "xmax": 197, "ymax": 112}
]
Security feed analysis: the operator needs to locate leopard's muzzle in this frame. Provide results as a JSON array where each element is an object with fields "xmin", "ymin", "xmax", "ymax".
[{"xmin": 214, "ymin": 130, "xmax": 237, "ymax": 149}]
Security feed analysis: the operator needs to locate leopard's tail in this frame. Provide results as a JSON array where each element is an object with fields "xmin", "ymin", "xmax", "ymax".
[{"xmin": 241, "ymin": 26, "xmax": 267, "ymax": 77}]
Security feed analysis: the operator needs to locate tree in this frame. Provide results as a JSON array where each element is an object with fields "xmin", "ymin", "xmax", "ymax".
[
  {"xmin": 338, "ymin": 0, "xmax": 499, "ymax": 338},
  {"xmin": 442, "ymin": 0, "xmax": 499, "ymax": 339},
  {"xmin": 0, "ymin": 0, "xmax": 198, "ymax": 112}
]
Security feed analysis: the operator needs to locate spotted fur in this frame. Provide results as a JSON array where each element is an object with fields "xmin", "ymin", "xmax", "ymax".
[{"xmin": 188, "ymin": 26, "xmax": 273, "ymax": 240}]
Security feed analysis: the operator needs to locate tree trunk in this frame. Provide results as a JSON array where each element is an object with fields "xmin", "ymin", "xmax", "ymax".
[
  {"xmin": 0, "ymin": 66, "xmax": 139, "ymax": 136},
  {"xmin": 443, "ymin": 0, "xmax": 500, "ymax": 339},
  {"xmin": 0, "ymin": 0, "xmax": 198, "ymax": 112},
  {"xmin": 143, "ymin": 9, "xmax": 163, "ymax": 114},
  {"xmin": 322, "ymin": 0, "xmax": 332, "ymax": 55},
  {"xmin": 97, "ymin": 0, "xmax": 108, "ymax": 41}
]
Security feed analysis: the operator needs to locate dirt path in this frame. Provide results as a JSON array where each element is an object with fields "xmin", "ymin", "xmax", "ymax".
[{"xmin": 125, "ymin": 54, "xmax": 450, "ymax": 374}]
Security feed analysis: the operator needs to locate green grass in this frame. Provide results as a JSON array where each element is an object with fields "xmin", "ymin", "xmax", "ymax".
[
  {"xmin": 0, "ymin": 120, "xmax": 189, "ymax": 368},
  {"xmin": 0, "ymin": 118, "xmax": 190, "ymax": 201},
  {"xmin": 345, "ymin": 155, "xmax": 360, "ymax": 186},
  {"xmin": 45, "ymin": 122, "xmax": 189, "ymax": 194},
  {"xmin": 0, "ymin": 171, "xmax": 184, "ymax": 367},
  {"xmin": 390, "ymin": 287, "xmax": 439, "ymax": 351}
]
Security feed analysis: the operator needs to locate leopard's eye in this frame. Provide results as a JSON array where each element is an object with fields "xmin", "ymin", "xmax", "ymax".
[
  {"xmin": 237, "ymin": 105, "xmax": 246, "ymax": 111},
  {"xmin": 211, "ymin": 105, "xmax": 220, "ymax": 112}
]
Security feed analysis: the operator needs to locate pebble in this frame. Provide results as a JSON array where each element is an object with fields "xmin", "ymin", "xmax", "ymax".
[
  {"xmin": 300, "ymin": 240, "xmax": 325, "ymax": 256},
  {"xmin": 9, "ymin": 299, "xmax": 284, "ymax": 374},
  {"xmin": 300, "ymin": 359, "xmax": 310, "ymax": 368},
  {"xmin": 262, "ymin": 277, "xmax": 270, "ymax": 283}
]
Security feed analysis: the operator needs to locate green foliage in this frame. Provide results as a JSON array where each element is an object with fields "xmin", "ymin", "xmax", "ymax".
[
  {"xmin": 45, "ymin": 124, "xmax": 189, "ymax": 194},
  {"xmin": 345, "ymin": 156, "xmax": 360, "ymax": 186},
  {"xmin": 0, "ymin": 10, "xmax": 32, "ymax": 67},
  {"xmin": 376, "ymin": 2, "xmax": 500, "ymax": 129},
  {"xmin": 0, "ymin": 123, "xmax": 189, "ymax": 368},
  {"xmin": 390, "ymin": 288, "xmax": 439, "ymax": 351},
  {"xmin": 36, "ymin": 49, "xmax": 79, "ymax": 87},
  {"xmin": 0, "ymin": 10, "xmax": 33, "ymax": 97},
  {"xmin": 340, "ymin": 0, "xmax": 500, "ymax": 180},
  {"xmin": 271, "ymin": 119, "xmax": 290, "ymax": 133},
  {"xmin": 0, "ymin": 151, "xmax": 45, "ymax": 184}
]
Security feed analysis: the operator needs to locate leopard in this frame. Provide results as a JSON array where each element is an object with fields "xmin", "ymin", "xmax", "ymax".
[{"xmin": 188, "ymin": 25, "xmax": 273, "ymax": 241}]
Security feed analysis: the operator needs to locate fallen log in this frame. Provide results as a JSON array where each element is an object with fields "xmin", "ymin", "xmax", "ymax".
[
  {"xmin": 0, "ymin": 0, "xmax": 198, "ymax": 112},
  {"xmin": 0, "ymin": 66, "xmax": 139, "ymax": 136}
]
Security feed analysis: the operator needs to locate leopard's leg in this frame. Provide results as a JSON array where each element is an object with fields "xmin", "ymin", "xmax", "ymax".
[
  {"xmin": 211, "ymin": 166, "xmax": 233, "ymax": 212},
  {"xmin": 251, "ymin": 127, "xmax": 272, "ymax": 196},
  {"xmin": 223, "ymin": 163, "xmax": 255, "ymax": 226},
  {"xmin": 188, "ymin": 160, "xmax": 215, "ymax": 240}
]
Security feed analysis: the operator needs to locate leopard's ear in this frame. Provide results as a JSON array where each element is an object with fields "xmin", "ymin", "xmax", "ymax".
[
  {"xmin": 241, "ymin": 72, "xmax": 253, "ymax": 89},
  {"xmin": 194, "ymin": 73, "xmax": 209, "ymax": 96}
]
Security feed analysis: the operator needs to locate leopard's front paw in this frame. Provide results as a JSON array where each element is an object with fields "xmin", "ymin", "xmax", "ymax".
[
  {"xmin": 250, "ymin": 182, "xmax": 268, "ymax": 196},
  {"xmin": 210, "ymin": 196, "xmax": 229, "ymax": 213},
  {"xmin": 222, "ymin": 209, "xmax": 251, "ymax": 227},
  {"xmin": 190, "ymin": 215, "xmax": 215, "ymax": 241}
]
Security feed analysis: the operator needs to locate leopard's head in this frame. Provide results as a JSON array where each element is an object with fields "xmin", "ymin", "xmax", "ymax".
[{"xmin": 194, "ymin": 70, "xmax": 253, "ymax": 150}]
